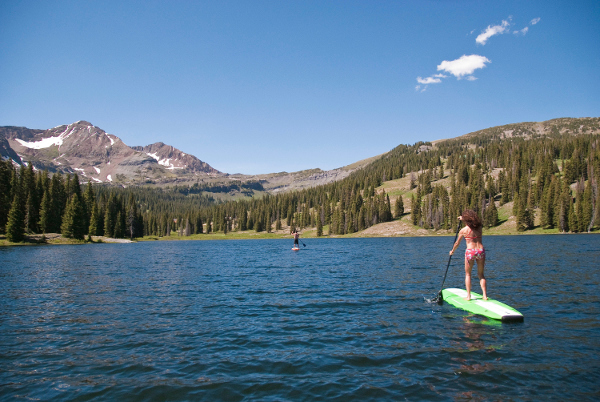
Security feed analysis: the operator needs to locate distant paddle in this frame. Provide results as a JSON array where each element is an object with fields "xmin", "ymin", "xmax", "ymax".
[{"xmin": 432, "ymin": 222, "xmax": 461, "ymax": 305}]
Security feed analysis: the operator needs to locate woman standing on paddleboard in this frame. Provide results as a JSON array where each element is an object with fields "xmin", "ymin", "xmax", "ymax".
[{"xmin": 449, "ymin": 209, "xmax": 487, "ymax": 301}]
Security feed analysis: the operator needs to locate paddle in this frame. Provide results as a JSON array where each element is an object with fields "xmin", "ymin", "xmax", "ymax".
[{"xmin": 432, "ymin": 221, "xmax": 462, "ymax": 305}]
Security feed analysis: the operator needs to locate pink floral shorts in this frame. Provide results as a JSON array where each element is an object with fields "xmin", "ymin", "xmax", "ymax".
[{"xmin": 465, "ymin": 248, "xmax": 486, "ymax": 261}]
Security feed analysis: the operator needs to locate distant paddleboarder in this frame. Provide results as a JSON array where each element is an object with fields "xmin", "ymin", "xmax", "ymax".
[
  {"xmin": 449, "ymin": 210, "xmax": 487, "ymax": 301},
  {"xmin": 291, "ymin": 228, "xmax": 301, "ymax": 249}
]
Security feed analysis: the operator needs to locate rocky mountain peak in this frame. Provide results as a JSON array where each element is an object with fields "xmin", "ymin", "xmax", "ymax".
[{"xmin": 0, "ymin": 121, "xmax": 221, "ymax": 183}]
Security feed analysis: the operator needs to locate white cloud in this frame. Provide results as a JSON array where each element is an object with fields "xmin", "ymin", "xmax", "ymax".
[
  {"xmin": 476, "ymin": 19, "xmax": 511, "ymax": 45},
  {"xmin": 437, "ymin": 54, "xmax": 491, "ymax": 78},
  {"xmin": 417, "ymin": 76, "xmax": 442, "ymax": 85},
  {"xmin": 514, "ymin": 26, "xmax": 529, "ymax": 35},
  {"xmin": 415, "ymin": 73, "xmax": 448, "ymax": 92},
  {"xmin": 514, "ymin": 17, "xmax": 540, "ymax": 36}
]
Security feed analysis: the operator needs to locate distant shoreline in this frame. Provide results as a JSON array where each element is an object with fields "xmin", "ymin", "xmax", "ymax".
[{"xmin": 1, "ymin": 229, "xmax": 596, "ymax": 247}]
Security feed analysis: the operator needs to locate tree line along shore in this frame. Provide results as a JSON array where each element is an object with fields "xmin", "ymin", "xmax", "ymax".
[{"xmin": 1, "ymin": 121, "xmax": 600, "ymax": 246}]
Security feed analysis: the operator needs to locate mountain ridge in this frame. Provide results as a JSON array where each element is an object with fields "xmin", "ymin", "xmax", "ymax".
[
  {"xmin": 1, "ymin": 117, "xmax": 599, "ymax": 195},
  {"xmin": 0, "ymin": 120, "xmax": 380, "ymax": 193},
  {"xmin": 0, "ymin": 121, "xmax": 222, "ymax": 184}
]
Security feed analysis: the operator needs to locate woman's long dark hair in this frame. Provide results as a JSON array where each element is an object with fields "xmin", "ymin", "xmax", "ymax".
[{"xmin": 461, "ymin": 209, "xmax": 482, "ymax": 230}]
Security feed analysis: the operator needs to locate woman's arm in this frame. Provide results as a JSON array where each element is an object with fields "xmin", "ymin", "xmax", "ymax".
[{"xmin": 449, "ymin": 230, "xmax": 464, "ymax": 255}]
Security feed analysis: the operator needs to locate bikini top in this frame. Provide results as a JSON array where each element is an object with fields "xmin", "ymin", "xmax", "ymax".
[{"xmin": 464, "ymin": 228, "xmax": 482, "ymax": 240}]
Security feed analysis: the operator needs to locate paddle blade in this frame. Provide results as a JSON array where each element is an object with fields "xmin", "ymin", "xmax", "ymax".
[{"xmin": 436, "ymin": 291, "xmax": 444, "ymax": 305}]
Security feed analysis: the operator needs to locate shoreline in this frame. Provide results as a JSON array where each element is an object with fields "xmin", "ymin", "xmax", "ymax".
[{"xmin": 1, "ymin": 229, "xmax": 597, "ymax": 247}]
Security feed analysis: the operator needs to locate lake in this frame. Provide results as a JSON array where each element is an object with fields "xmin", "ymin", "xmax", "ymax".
[{"xmin": 1, "ymin": 235, "xmax": 599, "ymax": 401}]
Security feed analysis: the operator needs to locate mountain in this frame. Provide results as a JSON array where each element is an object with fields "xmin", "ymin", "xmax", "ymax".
[
  {"xmin": 2, "ymin": 117, "xmax": 599, "ymax": 194},
  {"xmin": 0, "ymin": 121, "xmax": 221, "ymax": 184},
  {"xmin": 131, "ymin": 142, "xmax": 217, "ymax": 173},
  {"xmin": 434, "ymin": 117, "xmax": 600, "ymax": 144},
  {"xmin": 0, "ymin": 120, "xmax": 375, "ymax": 192}
]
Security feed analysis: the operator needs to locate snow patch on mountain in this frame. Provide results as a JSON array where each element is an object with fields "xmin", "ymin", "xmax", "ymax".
[
  {"xmin": 14, "ymin": 125, "xmax": 77, "ymax": 149},
  {"xmin": 146, "ymin": 152, "xmax": 185, "ymax": 170},
  {"xmin": 16, "ymin": 136, "xmax": 63, "ymax": 149},
  {"xmin": 73, "ymin": 167, "xmax": 86, "ymax": 176}
]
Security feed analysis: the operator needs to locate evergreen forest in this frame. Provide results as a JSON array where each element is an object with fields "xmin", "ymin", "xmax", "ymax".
[{"xmin": 1, "ymin": 118, "xmax": 599, "ymax": 243}]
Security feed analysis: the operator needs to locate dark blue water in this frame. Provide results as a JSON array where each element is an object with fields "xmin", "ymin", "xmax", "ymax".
[{"xmin": 1, "ymin": 236, "xmax": 599, "ymax": 401}]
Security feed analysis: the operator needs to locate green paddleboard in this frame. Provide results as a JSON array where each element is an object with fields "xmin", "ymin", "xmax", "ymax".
[{"xmin": 441, "ymin": 288, "xmax": 524, "ymax": 322}]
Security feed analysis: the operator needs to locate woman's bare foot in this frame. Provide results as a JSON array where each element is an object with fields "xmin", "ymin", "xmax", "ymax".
[{"xmin": 464, "ymin": 297, "xmax": 471, "ymax": 301}]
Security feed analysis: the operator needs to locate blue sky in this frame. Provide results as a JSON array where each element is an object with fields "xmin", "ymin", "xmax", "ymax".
[{"xmin": 1, "ymin": 1, "xmax": 599, "ymax": 174}]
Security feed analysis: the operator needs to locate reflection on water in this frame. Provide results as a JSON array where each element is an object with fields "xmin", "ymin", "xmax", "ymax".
[{"xmin": 0, "ymin": 235, "xmax": 599, "ymax": 401}]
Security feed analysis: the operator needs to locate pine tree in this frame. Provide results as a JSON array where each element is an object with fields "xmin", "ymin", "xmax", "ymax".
[
  {"xmin": 526, "ymin": 182, "xmax": 535, "ymax": 229},
  {"xmin": 0, "ymin": 160, "xmax": 14, "ymax": 233},
  {"xmin": 49, "ymin": 173, "xmax": 65, "ymax": 232},
  {"xmin": 6, "ymin": 168, "xmax": 26, "ymax": 241},
  {"xmin": 568, "ymin": 200, "xmax": 578, "ymax": 233},
  {"xmin": 543, "ymin": 182, "xmax": 554, "ymax": 229},
  {"xmin": 254, "ymin": 214, "xmax": 263, "ymax": 232},
  {"xmin": 104, "ymin": 195, "xmax": 117, "ymax": 237},
  {"xmin": 114, "ymin": 211, "xmax": 125, "ymax": 238},
  {"xmin": 265, "ymin": 210, "xmax": 273, "ymax": 233},
  {"xmin": 6, "ymin": 191, "xmax": 26, "ymax": 242},
  {"xmin": 286, "ymin": 205, "xmax": 293, "ymax": 226},
  {"xmin": 126, "ymin": 195, "xmax": 139, "ymax": 240},
  {"xmin": 395, "ymin": 195, "xmax": 404, "ymax": 218},
  {"xmin": 89, "ymin": 203, "xmax": 99, "ymax": 236},
  {"xmin": 486, "ymin": 200, "xmax": 499, "ymax": 227},
  {"xmin": 422, "ymin": 171, "xmax": 432, "ymax": 195},
  {"xmin": 557, "ymin": 185, "xmax": 571, "ymax": 232},
  {"xmin": 576, "ymin": 188, "xmax": 585, "ymax": 233},
  {"xmin": 61, "ymin": 194, "xmax": 86, "ymax": 239},
  {"xmin": 411, "ymin": 186, "xmax": 422, "ymax": 226},
  {"xmin": 583, "ymin": 179, "xmax": 593, "ymax": 232},
  {"xmin": 240, "ymin": 206, "xmax": 248, "ymax": 231},
  {"xmin": 83, "ymin": 181, "xmax": 95, "ymax": 231},
  {"xmin": 23, "ymin": 163, "xmax": 39, "ymax": 233},
  {"xmin": 316, "ymin": 212, "xmax": 323, "ymax": 236},
  {"xmin": 38, "ymin": 187, "xmax": 51, "ymax": 233},
  {"xmin": 411, "ymin": 194, "xmax": 418, "ymax": 225},
  {"xmin": 516, "ymin": 193, "xmax": 531, "ymax": 232},
  {"xmin": 23, "ymin": 193, "xmax": 32, "ymax": 234},
  {"xmin": 357, "ymin": 207, "xmax": 365, "ymax": 231}
]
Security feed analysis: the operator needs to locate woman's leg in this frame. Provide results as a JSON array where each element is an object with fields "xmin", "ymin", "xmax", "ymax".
[
  {"xmin": 476, "ymin": 256, "xmax": 487, "ymax": 300},
  {"xmin": 465, "ymin": 257, "xmax": 474, "ymax": 300}
]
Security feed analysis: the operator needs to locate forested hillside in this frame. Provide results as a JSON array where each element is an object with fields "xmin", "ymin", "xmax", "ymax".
[{"xmin": 1, "ymin": 117, "xmax": 599, "ymax": 243}]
